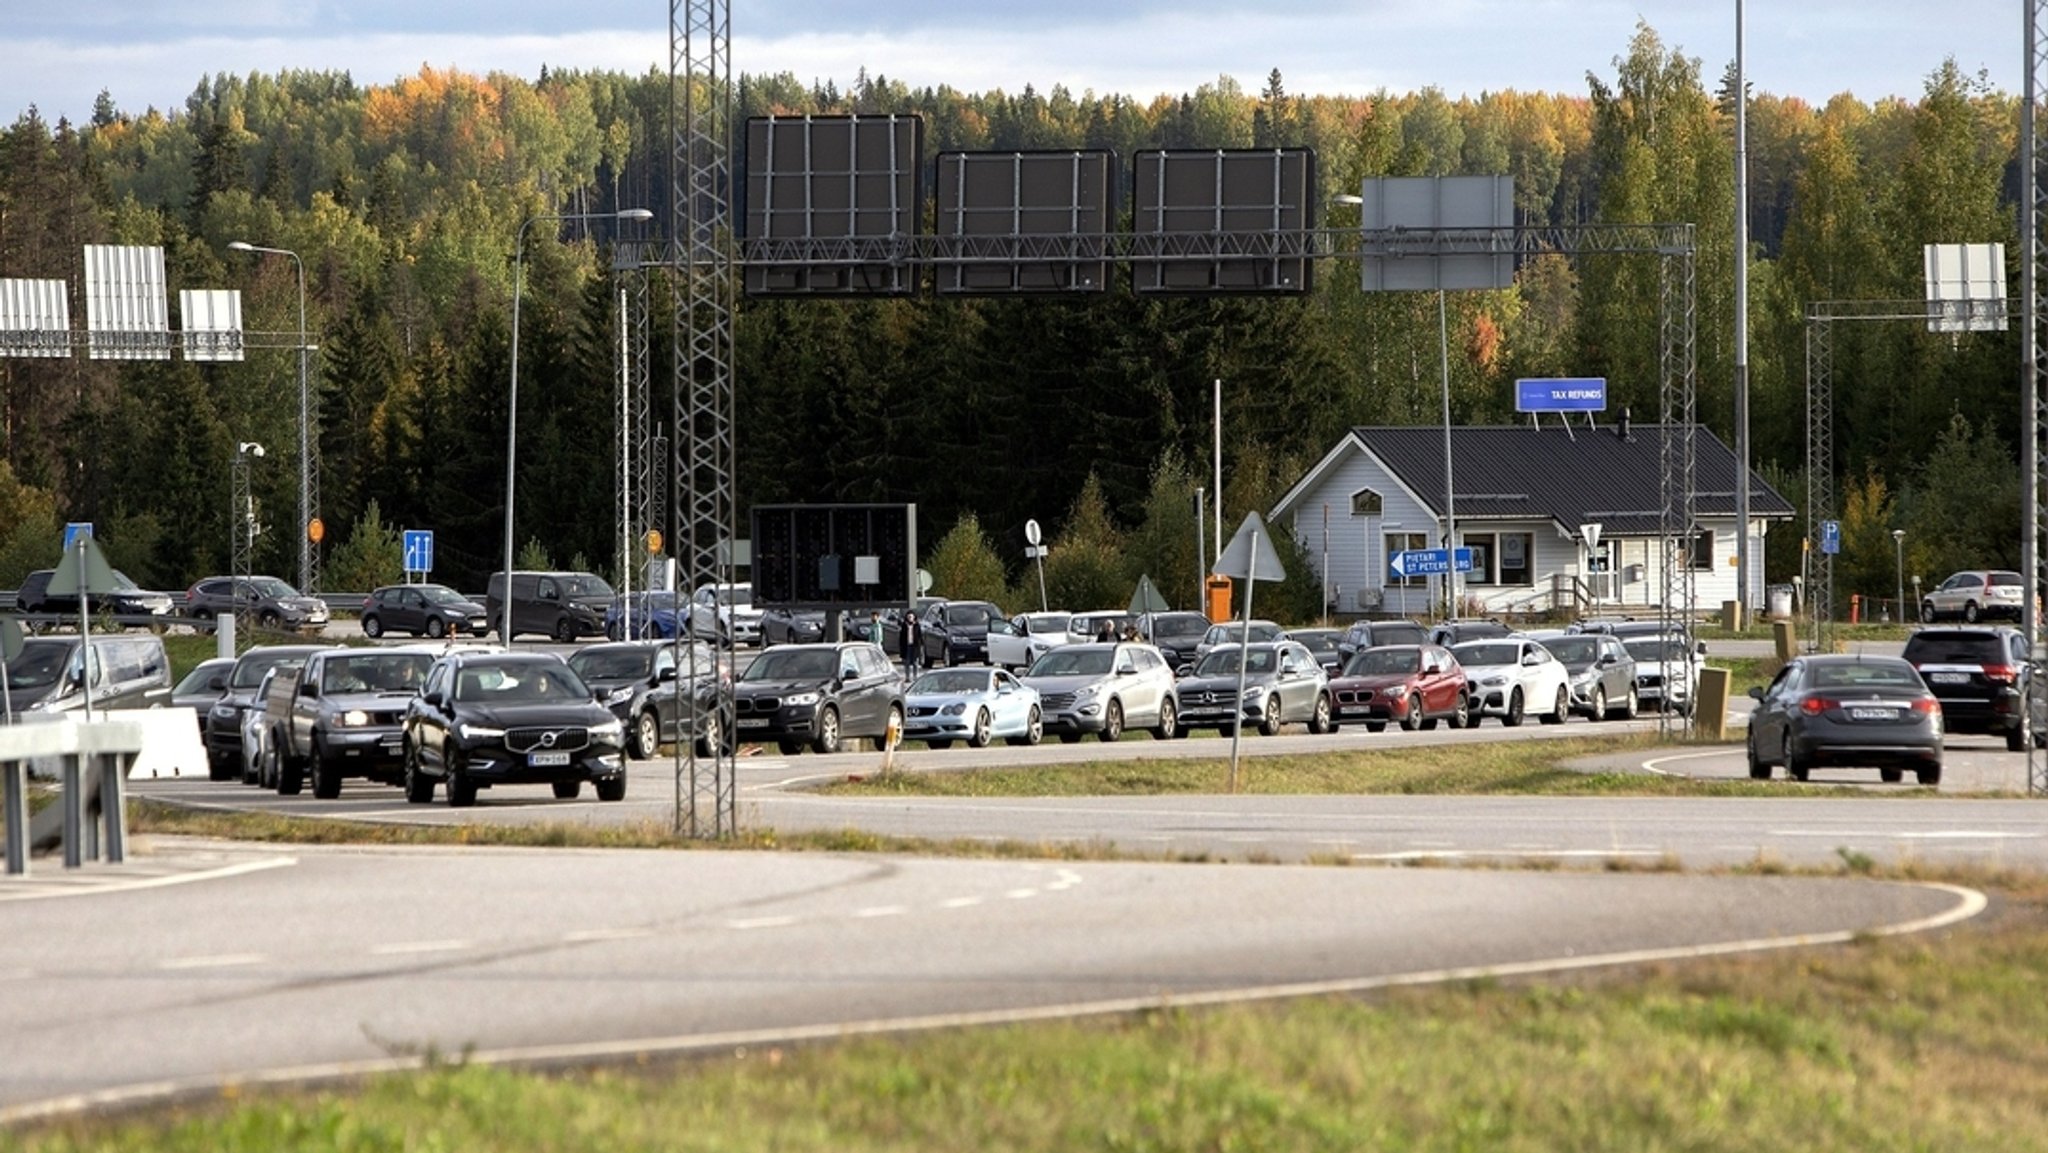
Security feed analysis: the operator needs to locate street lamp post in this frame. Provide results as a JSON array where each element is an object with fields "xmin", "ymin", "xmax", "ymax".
[
  {"xmin": 227, "ymin": 242, "xmax": 313, "ymax": 592},
  {"xmin": 1893, "ymin": 529, "xmax": 1906, "ymax": 626},
  {"xmin": 503, "ymin": 208, "xmax": 654, "ymax": 643}
]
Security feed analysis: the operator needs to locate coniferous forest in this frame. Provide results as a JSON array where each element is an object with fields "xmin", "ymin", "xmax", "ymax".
[{"xmin": 0, "ymin": 22, "xmax": 2027, "ymax": 616}]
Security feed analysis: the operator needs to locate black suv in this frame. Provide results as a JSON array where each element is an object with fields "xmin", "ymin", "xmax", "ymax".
[
  {"xmin": 1337, "ymin": 618, "xmax": 1430, "ymax": 664},
  {"xmin": 1143, "ymin": 610, "xmax": 1213, "ymax": 670},
  {"xmin": 568, "ymin": 640, "xmax": 731, "ymax": 760},
  {"xmin": 15, "ymin": 568, "xmax": 176, "ymax": 626},
  {"xmin": 732, "ymin": 641, "xmax": 904, "ymax": 755},
  {"xmin": 920, "ymin": 600, "xmax": 1004, "ymax": 667},
  {"xmin": 1902, "ymin": 626, "xmax": 2034, "ymax": 750},
  {"xmin": 402, "ymin": 651, "xmax": 627, "ymax": 806}
]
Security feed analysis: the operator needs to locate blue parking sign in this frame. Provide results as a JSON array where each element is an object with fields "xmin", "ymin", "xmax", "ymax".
[
  {"xmin": 1819, "ymin": 520, "xmax": 1841, "ymax": 556},
  {"xmin": 62, "ymin": 522, "xmax": 93, "ymax": 550}
]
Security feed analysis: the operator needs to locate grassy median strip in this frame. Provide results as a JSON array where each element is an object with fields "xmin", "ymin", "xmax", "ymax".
[
  {"xmin": 15, "ymin": 870, "xmax": 2048, "ymax": 1152},
  {"xmin": 824, "ymin": 734, "xmax": 1871, "ymax": 799}
]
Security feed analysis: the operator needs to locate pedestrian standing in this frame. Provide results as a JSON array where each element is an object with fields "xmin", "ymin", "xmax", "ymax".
[{"xmin": 900, "ymin": 609, "xmax": 924, "ymax": 675}]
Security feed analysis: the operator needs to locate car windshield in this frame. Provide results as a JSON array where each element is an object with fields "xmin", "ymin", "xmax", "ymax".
[
  {"xmin": 702, "ymin": 585, "xmax": 749, "ymax": 606},
  {"xmin": 1903, "ymin": 636, "xmax": 2005, "ymax": 663},
  {"xmin": 231, "ymin": 652, "xmax": 304, "ymax": 689},
  {"xmin": 454, "ymin": 662, "xmax": 589, "ymax": 702},
  {"xmin": 911, "ymin": 669, "xmax": 993, "ymax": 694},
  {"xmin": 1541, "ymin": 637, "xmax": 1598, "ymax": 664},
  {"xmin": 420, "ymin": 585, "xmax": 468, "ymax": 604},
  {"xmin": 1454, "ymin": 643, "xmax": 1520, "ymax": 668},
  {"xmin": 1194, "ymin": 647, "xmax": 1277, "ymax": 677},
  {"xmin": 110, "ymin": 570, "xmax": 142, "ymax": 591},
  {"xmin": 562, "ymin": 575, "xmax": 614, "ymax": 598},
  {"xmin": 250, "ymin": 577, "xmax": 297, "ymax": 599},
  {"xmin": 1625, "ymin": 638, "xmax": 1691, "ymax": 663},
  {"xmin": 174, "ymin": 661, "xmax": 227, "ymax": 695},
  {"xmin": 1024, "ymin": 614, "xmax": 1070, "ymax": 635},
  {"xmin": 322, "ymin": 652, "xmax": 433, "ymax": 693},
  {"xmin": 4, "ymin": 642, "xmax": 71, "ymax": 690},
  {"xmin": 1204, "ymin": 623, "xmax": 1279, "ymax": 646},
  {"xmin": 944, "ymin": 604, "xmax": 997, "ymax": 627},
  {"xmin": 1810, "ymin": 663, "xmax": 1923, "ymax": 689},
  {"xmin": 1152, "ymin": 615, "xmax": 1209, "ymax": 638},
  {"xmin": 1346, "ymin": 648, "xmax": 1420, "ymax": 676},
  {"xmin": 742, "ymin": 648, "xmax": 839, "ymax": 681},
  {"xmin": 1030, "ymin": 648, "xmax": 1114, "ymax": 677},
  {"xmin": 569, "ymin": 649, "xmax": 655, "ymax": 681}
]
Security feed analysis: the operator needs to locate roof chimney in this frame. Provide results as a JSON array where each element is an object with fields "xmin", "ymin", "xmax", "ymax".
[{"xmin": 1617, "ymin": 406, "xmax": 1632, "ymax": 441}]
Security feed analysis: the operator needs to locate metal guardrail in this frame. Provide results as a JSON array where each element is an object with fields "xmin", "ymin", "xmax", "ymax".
[{"xmin": 1, "ymin": 718, "xmax": 145, "ymax": 875}]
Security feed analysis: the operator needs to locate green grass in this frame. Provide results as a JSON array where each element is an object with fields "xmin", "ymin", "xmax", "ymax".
[
  {"xmin": 823, "ymin": 733, "xmax": 1899, "ymax": 799},
  {"xmin": 14, "ymin": 867, "xmax": 2048, "ymax": 1151}
]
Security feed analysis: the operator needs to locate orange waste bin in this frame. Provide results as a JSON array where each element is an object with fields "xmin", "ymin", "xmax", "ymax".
[{"xmin": 1204, "ymin": 575, "xmax": 1233, "ymax": 623}]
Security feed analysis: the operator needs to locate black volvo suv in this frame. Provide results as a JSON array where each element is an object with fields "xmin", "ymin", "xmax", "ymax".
[{"xmin": 402, "ymin": 651, "xmax": 626, "ymax": 806}]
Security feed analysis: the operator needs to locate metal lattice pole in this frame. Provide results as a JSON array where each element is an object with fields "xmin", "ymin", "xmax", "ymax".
[
  {"xmin": 2029, "ymin": 0, "xmax": 2048, "ymax": 795},
  {"xmin": 1659, "ymin": 235, "xmax": 1698, "ymax": 736},
  {"xmin": 672, "ymin": 0, "xmax": 737, "ymax": 837},
  {"xmin": 230, "ymin": 444, "xmax": 260, "ymax": 649},
  {"xmin": 1805, "ymin": 310, "xmax": 1835, "ymax": 655}
]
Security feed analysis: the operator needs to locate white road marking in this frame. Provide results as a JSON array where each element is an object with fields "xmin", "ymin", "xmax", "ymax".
[
  {"xmin": 562, "ymin": 929, "xmax": 653, "ymax": 943},
  {"xmin": 939, "ymin": 896, "xmax": 984, "ymax": 909},
  {"xmin": 0, "ymin": 856, "xmax": 296, "ymax": 903},
  {"xmin": 727, "ymin": 916, "xmax": 798, "ymax": 930},
  {"xmin": 370, "ymin": 940, "xmax": 470, "ymax": 956},
  {"xmin": 1768, "ymin": 829, "xmax": 2038, "ymax": 840},
  {"xmin": 1005, "ymin": 888, "xmax": 1039, "ymax": 900},
  {"xmin": 1355, "ymin": 849, "xmax": 1666, "ymax": 862},
  {"xmin": 1641, "ymin": 749, "xmax": 1732, "ymax": 777},
  {"xmin": 855, "ymin": 905, "xmax": 907, "ymax": 918},
  {"xmin": 158, "ymin": 954, "xmax": 267, "ymax": 970}
]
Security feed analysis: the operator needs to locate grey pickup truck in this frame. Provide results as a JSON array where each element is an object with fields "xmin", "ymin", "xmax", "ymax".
[{"xmin": 262, "ymin": 646, "xmax": 440, "ymax": 798}]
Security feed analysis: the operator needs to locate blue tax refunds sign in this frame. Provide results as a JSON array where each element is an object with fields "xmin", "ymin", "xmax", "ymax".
[{"xmin": 1515, "ymin": 377, "xmax": 1607, "ymax": 413}]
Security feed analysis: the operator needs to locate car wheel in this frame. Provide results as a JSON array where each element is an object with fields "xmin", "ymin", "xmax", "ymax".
[
  {"xmin": 777, "ymin": 740, "xmax": 805, "ymax": 756},
  {"xmin": 1502, "ymin": 688, "xmax": 1525, "ymax": 727},
  {"xmin": 1919, "ymin": 601, "xmax": 1936, "ymax": 624},
  {"xmin": 928, "ymin": 740, "xmax": 953, "ymax": 750},
  {"xmin": 1398, "ymin": 693, "xmax": 1422, "ymax": 732},
  {"xmin": 1448, "ymin": 693, "xmax": 1470, "ymax": 729},
  {"xmin": 1308, "ymin": 694, "xmax": 1332, "ymax": 735},
  {"xmin": 276, "ymin": 745, "xmax": 304, "ymax": 796},
  {"xmin": 596, "ymin": 776, "xmax": 627, "ymax": 802},
  {"xmin": 1964, "ymin": 601, "xmax": 1981, "ymax": 624},
  {"xmin": 1746, "ymin": 734, "xmax": 1771, "ymax": 779},
  {"xmin": 1099, "ymin": 700, "xmax": 1124, "ymax": 742},
  {"xmin": 362, "ymin": 614, "xmax": 384, "ymax": 639},
  {"xmin": 447, "ymin": 769, "xmax": 478, "ymax": 807},
  {"xmin": 207, "ymin": 754, "xmax": 234, "ymax": 783},
  {"xmin": 1617, "ymin": 686, "xmax": 1639, "ymax": 721},
  {"xmin": 403, "ymin": 744, "xmax": 435, "ymax": 803},
  {"xmin": 553, "ymin": 616, "xmax": 576, "ymax": 643},
  {"xmin": 1010, "ymin": 705, "xmax": 1043, "ymax": 746},
  {"xmin": 311, "ymin": 756, "xmax": 341, "ymax": 800},
  {"xmin": 968, "ymin": 707, "xmax": 994, "ymax": 748},
  {"xmin": 258, "ymin": 609, "xmax": 281, "ymax": 631},
  {"xmin": 1783, "ymin": 733, "xmax": 1809, "ymax": 782},
  {"xmin": 1879, "ymin": 767, "xmax": 1903, "ymax": 783},
  {"xmin": 2007, "ymin": 707, "xmax": 2031, "ymax": 753},
  {"xmin": 811, "ymin": 706, "xmax": 842, "ymax": 754},
  {"xmin": 633, "ymin": 710, "xmax": 661, "ymax": 760},
  {"xmin": 1059, "ymin": 732, "xmax": 1083, "ymax": 744},
  {"xmin": 1365, "ymin": 721, "xmax": 1387, "ymax": 734},
  {"xmin": 1152, "ymin": 698, "xmax": 1178, "ymax": 740},
  {"xmin": 1916, "ymin": 762, "xmax": 1943, "ymax": 787},
  {"xmin": 695, "ymin": 713, "xmax": 724, "ymax": 759},
  {"xmin": 1539, "ymin": 685, "xmax": 1569, "ymax": 724},
  {"xmin": 1257, "ymin": 696, "xmax": 1282, "ymax": 737},
  {"xmin": 1588, "ymin": 685, "xmax": 1607, "ymax": 722},
  {"xmin": 193, "ymin": 609, "xmax": 217, "ymax": 635},
  {"xmin": 426, "ymin": 616, "xmax": 447, "ymax": 639},
  {"xmin": 552, "ymin": 780, "xmax": 581, "ymax": 799}
]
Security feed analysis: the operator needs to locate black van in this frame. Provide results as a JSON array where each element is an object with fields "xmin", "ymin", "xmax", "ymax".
[
  {"xmin": 2, "ymin": 634, "xmax": 173, "ymax": 719},
  {"xmin": 485, "ymin": 571, "xmax": 614, "ymax": 641}
]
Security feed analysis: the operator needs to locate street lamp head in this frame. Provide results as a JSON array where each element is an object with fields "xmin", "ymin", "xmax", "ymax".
[
  {"xmin": 227, "ymin": 241, "xmax": 255, "ymax": 253},
  {"xmin": 617, "ymin": 208, "xmax": 655, "ymax": 222},
  {"xmin": 1892, "ymin": 529, "xmax": 1905, "ymax": 542},
  {"xmin": 238, "ymin": 441, "xmax": 266, "ymax": 457}
]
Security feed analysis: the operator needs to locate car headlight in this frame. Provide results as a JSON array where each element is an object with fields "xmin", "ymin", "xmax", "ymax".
[
  {"xmin": 1571, "ymin": 670, "xmax": 1597, "ymax": 688},
  {"xmin": 1481, "ymin": 675, "xmax": 1508, "ymax": 688},
  {"xmin": 590, "ymin": 718, "xmax": 624, "ymax": 745},
  {"xmin": 337, "ymin": 709, "xmax": 371, "ymax": 727},
  {"xmin": 785, "ymin": 692, "xmax": 820, "ymax": 708},
  {"xmin": 1073, "ymin": 684, "xmax": 1101, "ymax": 703},
  {"xmin": 605, "ymin": 686, "xmax": 635, "ymax": 706},
  {"xmin": 942, "ymin": 702, "xmax": 967, "ymax": 715},
  {"xmin": 211, "ymin": 703, "xmax": 237, "ymax": 720},
  {"xmin": 1243, "ymin": 684, "xmax": 1267, "ymax": 702},
  {"xmin": 457, "ymin": 723, "xmax": 505, "ymax": 741}
]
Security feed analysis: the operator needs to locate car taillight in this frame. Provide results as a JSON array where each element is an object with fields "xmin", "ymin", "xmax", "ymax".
[
  {"xmin": 1983, "ymin": 665, "xmax": 2019, "ymax": 684},
  {"xmin": 1912, "ymin": 698, "xmax": 1942, "ymax": 717},
  {"xmin": 1799, "ymin": 697, "xmax": 1838, "ymax": 716}
]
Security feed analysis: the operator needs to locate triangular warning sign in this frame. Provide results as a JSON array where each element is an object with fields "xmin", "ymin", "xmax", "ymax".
[
  {"xmin": 1128, "ymin": 574, "xmax": 1171, "ymax": 615},
  {"xmin": 48, "ymin": 534, "xmax": 120, "ymax": 598},
  {"xmin": 1212, "ymin": 512, "xmax": 1287, "ymax": 583}
]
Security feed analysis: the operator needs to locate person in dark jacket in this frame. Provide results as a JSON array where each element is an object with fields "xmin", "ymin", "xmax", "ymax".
[
  {"xmin": 1095, "ymin": 618, "xmax": 1118, "ymax": 643},
  {"xmin": 900, "ymin": 609, "xmax": 923, "ymax": 675}
]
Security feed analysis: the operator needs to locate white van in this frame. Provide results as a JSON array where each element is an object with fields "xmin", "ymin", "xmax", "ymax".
[{"xmin": 3, "ymin": 634, "xmax": 173, "ymax": 718}]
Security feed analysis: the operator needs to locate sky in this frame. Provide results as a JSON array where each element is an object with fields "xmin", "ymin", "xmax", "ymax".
[{"xmin": 3, "ymin": 1, "xmax": 2024, "ymax": 126}]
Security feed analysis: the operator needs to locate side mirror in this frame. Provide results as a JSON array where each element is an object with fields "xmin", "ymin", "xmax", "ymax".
[
  {"xmin": 300, "ymin": 681, "xmax": 319, "ymax": 698},
  {"xmin": 1747, "ymin": 686, "xmax": 1765, "ymax": 701},
  {"xmin": 657, "ymin": 667, "xmax": 677, "ymax": 683},
  {"xmin": 422, "ymin": 690, "xmax": 444, "ymax": 707},
  {"xmin": 841, "ymin": 666, "xmax": 859, "ymax": 682},
  {"xmin": 206, "ymin": 673, "xmax": 228, "ymax": 693},
  {"xmin": 1117, "ymin": 663, "xmax": 1136, "ymax": 676},
  {"xmin": 594, "ymin": 688, "xmax": 609, "ymax": 703}
]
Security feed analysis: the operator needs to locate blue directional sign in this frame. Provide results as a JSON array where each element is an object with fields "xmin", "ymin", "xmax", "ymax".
[
  {"xmin": 402, "ymin": 529, "xmax": 434, "ymax": 574},
  {"xmin": 1515, "ymin": 377, "xmax": 1607, "ymax": 413},
  {"xmin": 62, "ymin": 522, "xmax": 93, "ymax": 550},
  {"xmin": 1389, "ymin": 548, "xmax": 1475, "ymax": 578},
  {"xmin": 1819, "ymin": 519, "xmax": 1841, "ymax": 556}
]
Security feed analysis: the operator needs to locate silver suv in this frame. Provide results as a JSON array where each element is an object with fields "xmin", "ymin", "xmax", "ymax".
[
  {"xmin": 185, "ymin": 575, "xmax": 329, "ymax": 633},
  {"xmin": 1022, "ymin": 642, "xmax": 1179, "ymax": 742},
  {"xmin": 1174, "ymin": 641, "xmax": 1333, "ymax": 735}
]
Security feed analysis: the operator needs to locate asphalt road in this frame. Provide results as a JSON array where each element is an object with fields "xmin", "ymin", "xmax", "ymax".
[{"xmin": 0, "ymin": 843, "xmax": 1982, "ymax": 1120}]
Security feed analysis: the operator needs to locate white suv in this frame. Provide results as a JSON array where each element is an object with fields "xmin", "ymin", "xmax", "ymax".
[
  {"xmin": 689, "ymin": 582, "xmax": 764, "ymax": 645},
  {"xmin": 1621, "ymin": 633, "xmax": 1706, "ymax": 717},
  {"xmin": 1021, "ymin": 642, "xmax": 1179, "ymax": 742}
]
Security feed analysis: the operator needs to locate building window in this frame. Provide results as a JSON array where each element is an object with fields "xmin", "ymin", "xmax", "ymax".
[
  {"xmin": 1386, "ymin": 531, "xmax": 1428, "ymax": 588},
  {"xmin": 1350, "ymin": 488, "xmax": 1383, "ymax": 517},
  {"xmin": 1690, "ymin": 529, "xmax": 1714, "ymax": 571},
  {"xmin": 1498, "ymin": 532, "xmax": 1534, "ymax": 586},
  {"xmin": 1462, "ymin": 532, "xmax": 1496, "ymax": 586}
]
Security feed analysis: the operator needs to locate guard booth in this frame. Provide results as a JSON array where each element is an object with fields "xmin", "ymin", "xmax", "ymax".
[{"xmin": 1204, "ymin": 575, "xmax": 1233, "ymax": 623}]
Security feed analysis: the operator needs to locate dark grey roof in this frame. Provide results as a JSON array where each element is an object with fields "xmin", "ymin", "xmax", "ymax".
[{"xmin": 1353, "ymin": 423, "xmax": 1794, "ymax": 537}]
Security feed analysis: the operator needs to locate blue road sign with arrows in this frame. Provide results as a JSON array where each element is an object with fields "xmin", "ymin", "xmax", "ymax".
[
  {"xmin": 402, "ymin": 529, "xmax": 434, "ymax": 574},
  {"xmin": 1389, "ymin": 548, "xmax": 1475, "ymax": 578}
]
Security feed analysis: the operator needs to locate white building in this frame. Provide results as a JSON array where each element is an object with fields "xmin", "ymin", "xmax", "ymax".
[{"xmin": 1268, "ymin": 420, "xmax": 1795, "ymax": 619}]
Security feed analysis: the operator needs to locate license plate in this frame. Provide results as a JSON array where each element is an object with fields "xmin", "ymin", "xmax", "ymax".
[
  {"xmin": 736, "ymin": 718, "xmax": 769, "ymax": 729},
  {"xmin": 528, "ymin": 750, "xmax": 571, "ymax": 767},
  {"xmin": 1849, "ymin": 707, "xmax": 1896, "ymax": 721},
  {"xmin": 1929, "ymin": 672, "xmax": 1970, "ymax": 684}
]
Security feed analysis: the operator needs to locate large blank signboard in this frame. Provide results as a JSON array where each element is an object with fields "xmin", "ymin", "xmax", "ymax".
[
  {"xmin": 0, "ymin": 279, "xmax": 71, "ymax": 358},
  {"xmin": 744, "ymin": 115, "xmax": 924, "ymax": 297},
  {"xmin": 935, "ymin": 150, "xmax": 1115, "ymax": 294},
  {"xmin": 1359, "ymin": 176, "xmax": 1515, "ymax": 292},
  {"xmin": 752, "ymin": 504, "xmax": 917, "ymax": 609},
  {"xmin": 83, "ymin": 244, "xmax": 172, "ymax": 360},
  {"xmin": 1131, "ymin": 149, "xmax": 1314, "ymax": 295},
  {"xmin": 178, "ymin": 289, "xmax": 245, "ymax": 362},
  {"xmin": 1923, "ymin": 242, "xmax": 2007, "ymax": 332}
]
